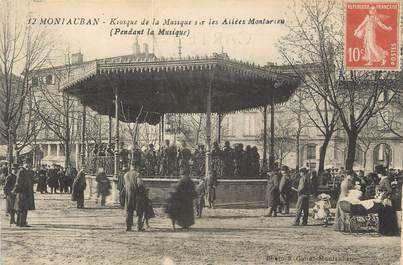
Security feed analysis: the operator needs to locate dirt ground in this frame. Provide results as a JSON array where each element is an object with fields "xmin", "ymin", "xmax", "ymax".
[{"xmin": 1, "ymin": 193, "xmax": 401, "ymax": 265}]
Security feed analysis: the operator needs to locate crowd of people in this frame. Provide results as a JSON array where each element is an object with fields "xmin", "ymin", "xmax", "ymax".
[
  {"xmin": 263, "ymin": 164, "xmax": 401, "ymax": 236},
  {"xmin": 91, "ymin": 140, "xmax": 262, "ymax": 178},
  {"xmin": 1, "ymin": 157, "xmax": 401, "ymax": 236},
  {"xmin": 332, "ymin": 165, "xmax": 401, "ymax": 236}
]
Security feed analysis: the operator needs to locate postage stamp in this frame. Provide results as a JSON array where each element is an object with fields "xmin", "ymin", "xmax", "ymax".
[{"xmin": 345, "ymin": 1, "xmax": 401, "ymax": 71}]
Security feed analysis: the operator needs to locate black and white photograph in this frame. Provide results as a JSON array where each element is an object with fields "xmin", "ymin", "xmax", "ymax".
[{"xmin": 0, "ymin": 0, "xmax": 402, "ymax": 264}]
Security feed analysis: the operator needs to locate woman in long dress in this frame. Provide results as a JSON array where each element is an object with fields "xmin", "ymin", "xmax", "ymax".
[
  {"xmin": 334, "ymin": 173, "xmax": 354, "ymax": 231},
  {"xmin": 165, "ymin": 175, "xmax": 197, "ymax": 230},
  {"xmin": 376, "ymin": 167, "xmax": 399, "ymax": 236},
  {"xmin": 354, "ymin": 6, "xmax": 392, "ymax": 66}
]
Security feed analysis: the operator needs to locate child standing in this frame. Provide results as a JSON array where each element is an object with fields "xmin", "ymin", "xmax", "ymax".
[{"xmin": 143, "ymin": 188, "xmax": 155, "ymax": 229}]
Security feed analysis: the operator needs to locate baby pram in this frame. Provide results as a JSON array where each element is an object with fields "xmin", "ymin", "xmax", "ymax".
[{"xmin": 338, "ymin": 200, "xmax": 383, "ymax": 233}]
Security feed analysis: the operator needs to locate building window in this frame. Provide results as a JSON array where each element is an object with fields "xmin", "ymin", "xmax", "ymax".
[
  {"xmin": 45, "ymin": 74, "xmax": 54, "ymax": 85},
  {"xmin": 224, "ymin": 115, "xmax": 235, "ymax": 136},
  {"xmin": 50, "ymin": 144, "xmax": 57, "ymax": 156},
  {"xmin": 378, "ymin": 144, "xmax": 384, "ymax": 161},
  {"xmin": 306, "ymin": 144, "xmax": 316, "ymax": 160},
  {"xmin": 32, "ymin": 77, "xmax": 38, "ymax": 86},
  {"xmin": 243, "ymin": 113, "xmax": 257, "ymax": 136}
]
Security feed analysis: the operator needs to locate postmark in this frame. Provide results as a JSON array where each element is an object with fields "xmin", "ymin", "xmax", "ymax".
[{"xmin": 345, "ymin": 1, "xmax": 400, "ymax": 71}]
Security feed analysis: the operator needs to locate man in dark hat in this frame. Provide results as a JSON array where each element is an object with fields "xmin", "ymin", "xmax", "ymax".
[
  {"xmin": 266, "ymin": 169, "xmax": 281, "ymax": 217},
  {"xmin": 131, "ymin": 142, "xmax": 142, "ymax": 171},
  {"xmin": 278, "ymin": 166, "xmax": 292, "ymax": 214},
  {"xmin": 179, "ymin": 141, "xmax": 191, "ymax": 176},
  {"xmin": 119, "ymin": 142, "xmax": 129, "ymax": 169},
  {"xmin": 222, "ymin": 141, "xmax": 234, "ymax": 178},
  {"xmin": 95, "ymin": 167, "xmax": 111, "ymax": 207},
  {"xmin": 144, "ymin": 143, "xmax": 156, "ymax": 176},
  {"xmin": 47, "ymin": 164, "xmax": 59, "ymax": 194},
  {"xmin": 375, "ymin": 164, "xmax": 386, "ymax": 177},
  {"xmin": 233, "ymin": 144, "xmax": 243, "ymax": 178},
  {"xmin": 123, "ymin": 163, "xmax": 140, "ymax": 231},
  {"xmin": 13, "ymin": 162, "xmax": 35, "ymax": 227},
  {"xmin": 3, "ymin": 164, "xmax": 18, "ymax": 225},
  {"xmin": 197, "ymin": 145, "xmax": 205, "ymax": 177},
  {"xmin": 211, "ymin": 142, "xmax": 223, "ymax": 178},
  {"xmin": 36, "ymin": 165, "xmax": 48, "ymax": 194},
  {"xmin": 293, "ymin": 168, "xmax": 311, "ymax": 226},
  {"xmin": 166, "ymin": 140, "xmax": 177, "ymax": 176}
]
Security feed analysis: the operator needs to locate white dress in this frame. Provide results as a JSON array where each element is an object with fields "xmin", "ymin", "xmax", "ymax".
[{"xmin": 341, "ymin": 189, "xmax": 375, "ymax": 210}]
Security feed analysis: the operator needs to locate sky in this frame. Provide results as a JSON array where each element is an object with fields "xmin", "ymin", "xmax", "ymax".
[{"xmin": 12, "ymin": 0, "xmax": 293, "ymax": 66}]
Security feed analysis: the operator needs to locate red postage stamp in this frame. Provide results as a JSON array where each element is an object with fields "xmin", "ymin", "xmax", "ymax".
[{"xmin": 345, "ymin": 2, "xmax": 400, "ymax": 71}]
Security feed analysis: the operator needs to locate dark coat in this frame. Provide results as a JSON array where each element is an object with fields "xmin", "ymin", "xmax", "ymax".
[
  {"xmin": 377, "ymin": 176, "xmax": 399, "ymax": 236},
  {"xmin": 145, "ymin": 198, "xmax": 155, "ymax": 219},
  {"xmin": 65, "ymin": 167, "xmax": 77, "ymax": 186},
  {"xmin": 36, "ymin": 169, "xmax": 47, "ymax": 192},
  {"xmin": 279, "ymin": 174, "xmax": 292, "ymax": 203},
  {"xmin": 4, "ymin": 173, "xmax": 17, "ymax": 213},
  {"xmin": 71, "ymin": 172, "xmax": 87, "ymax": 201},
  {"xmin": 222, "ymin": 147, "xmax": 234, "ymax": 177},
  {"xmin": 96, "ymin": 172, "xmax": 111, "ymax": 196},
  {"xmin": 136, "ymin": 184, "xmax": 147, "ymax": 213},
  {"xmin": 297, "ymin": 174, "xmax": 311, "ymax": 197},
  {"xmin": 266, "ymin": 173, "xmax": 281, "ymax": 208},
  {"xmin": 165, "ymin": 176, "xmax": 197, "ymax": 228},
  {"xmin": 123, "ymin": 169, "xmax": 139, "ymax": 211},
  {"xmin": 13, "ymin": 168, "xmax": 35, "ymax": 211},
  {"xmin": 47, "ymin": 168, "xmax": 59, "ymax": 188}
]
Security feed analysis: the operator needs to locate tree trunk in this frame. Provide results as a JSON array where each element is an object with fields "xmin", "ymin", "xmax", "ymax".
[
  {"xmin": 7, "ymin": 129, "xmax": 13, "ymax": 171},
  {"xmin": 363, "ymin": 149, "xmax": 368, "ymax": 174},
  {"xmin": 345, "ymin": 131, "xmax": 358, "ymax": 171},
  {"xmin": 64, "ymin": 140, "xmax": 71, "ymax": 168},
  {"xmin": 13, "ymin": 142, "xmax": 19, "ymax": 164},
  {"xmin": 295, "ymin": 134, "xmax": 300, "ymax": 171},
  {"xmin": 64, "ymin": 116, "xmax": 71, "ymax": 168},
  {"xmin": 269, "ymin": 98, "xmax": 275, "ymax": 170},
  {"xmin": 263, "ymin": 105, "xmax": 268, "ymax": 166},
  {"xmin": 318, "ymin": 134, "xmax": 331, "ymax": 174}
]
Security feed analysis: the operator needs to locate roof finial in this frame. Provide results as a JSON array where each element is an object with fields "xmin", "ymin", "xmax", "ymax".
[{"xmin": 221, "ymin": 45, "xmax": 224, "ymax": 54}]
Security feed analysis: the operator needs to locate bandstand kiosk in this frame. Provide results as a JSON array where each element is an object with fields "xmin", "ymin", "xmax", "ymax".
[{"xmin": 35, "ymin": 52, "xmax": 300, "ymax": 205}]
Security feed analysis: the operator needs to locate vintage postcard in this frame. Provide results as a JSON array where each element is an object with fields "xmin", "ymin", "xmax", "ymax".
[{"xmin": 0, "ymin": 0, "xmax": 402, "ymax": 265}]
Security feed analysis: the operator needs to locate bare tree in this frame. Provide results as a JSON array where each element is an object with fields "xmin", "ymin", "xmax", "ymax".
[
  {"xmin": 178, "ymin": 114, "xmax": 221, "ymax": 149},
  {"xmin": 270, "ymin": 117, "xmax": 295, "ymax": 167},
  {"xmin": 32, "ymin": 51, "xmax": 79, "ymax": 168},
  {"xmin": 279, "ymin": 0, "xmax": 399, "ymax": 170},
  {"xmin": 286, "ymin": 89, "xmax": 310, "ymax": 170},
  {"xmin": 0, "ymin": 1, "xmax": 53, "ymax": 169}
]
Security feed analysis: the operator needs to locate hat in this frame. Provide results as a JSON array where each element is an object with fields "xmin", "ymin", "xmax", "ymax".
[
  {"xmin": 345, "ymin": 170, "xmax": 355, "ymax": 177},
  {"xmin": 317, "ymin": 193, "xmax": 331, "ymax": 200},
  {"xmin": 375, "ymin": 165, "xmax": 386, "ymax": 175},
  {"xmin": 299, "ymin": 168, "xmax": 308, "ymax": 174}
]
